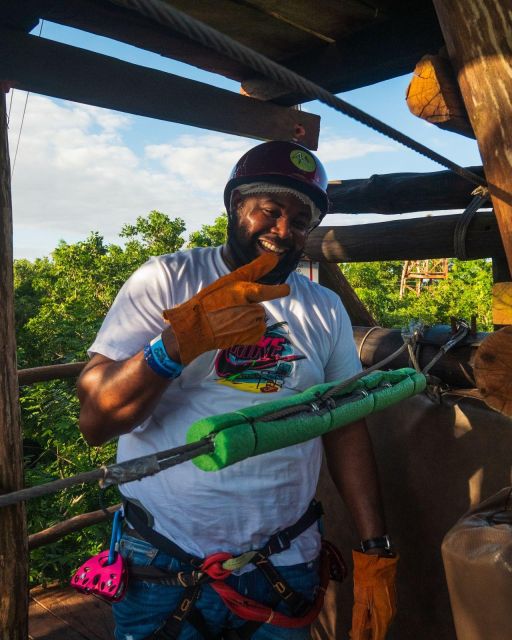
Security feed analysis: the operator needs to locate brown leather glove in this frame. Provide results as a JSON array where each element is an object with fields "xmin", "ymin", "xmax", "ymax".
[
  {"xmin": 350, "ymin": 550, "xmax": 398, "ymax": 640},
  {"xmin": 162, "ymin": 253, "xmax": 290, "ymax": 365}
]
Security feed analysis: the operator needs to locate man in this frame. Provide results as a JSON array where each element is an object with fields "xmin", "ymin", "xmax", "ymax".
[{"xmin": 78, "ymin": 141, "xmax": 397, "ymax": 640}]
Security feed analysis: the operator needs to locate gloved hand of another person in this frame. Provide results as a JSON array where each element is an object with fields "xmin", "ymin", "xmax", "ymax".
[
  {"xmin": 163, "ymin": 252, "xmax": 289, "ymax": 365},
  {"xmin": 350, "ymin": 550, "xmax": 398, "ymax": 640}
]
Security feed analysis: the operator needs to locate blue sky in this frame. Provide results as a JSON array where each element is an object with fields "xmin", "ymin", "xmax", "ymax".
[{"xmin": 8, "ymin": 20, "xmax": 481, "ymax": 259}]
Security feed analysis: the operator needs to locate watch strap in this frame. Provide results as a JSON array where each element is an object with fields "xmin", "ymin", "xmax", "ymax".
[{"xmin": 360, "ymin": 534, "xmax": 392, "ymax": 553}]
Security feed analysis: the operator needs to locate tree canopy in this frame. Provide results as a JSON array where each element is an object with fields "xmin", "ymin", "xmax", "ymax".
[{"xmin": 341, "ymin": 259, "xmax": 493, "ymax": 331}]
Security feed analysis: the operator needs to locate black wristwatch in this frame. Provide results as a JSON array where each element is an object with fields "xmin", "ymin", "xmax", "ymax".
[{"xmin": 360, "ymin": 534, "xmax": 394, "ymax": 554}]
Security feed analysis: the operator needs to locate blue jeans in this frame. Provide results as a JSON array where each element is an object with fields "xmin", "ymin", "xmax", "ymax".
[{"xmin": 113, "ymin": 534, "xmax": 320, "ymax": 640}]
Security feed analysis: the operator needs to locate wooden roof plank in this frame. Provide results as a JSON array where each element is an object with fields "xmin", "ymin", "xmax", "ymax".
[
  {"xmin": 0, "ymin": 0, "xmax": 444, "ymax": 105},
  {"xmin": 243, "ymin": 0, "xmax": 380, "ymax": 41},
  {"xmin": 242, "ymin": 4, "xmax": 445, "ymax": 104},
  {"xmin": 0, "ymin": 0, "xmax": 251, "ymax": 79},
  {"xmin": 155, "ymin": 0, "xmax": 323, "ymax": 59},
  {"xmin": 0, "ymin": 27, "xmax": 320, "ymax": 147}
]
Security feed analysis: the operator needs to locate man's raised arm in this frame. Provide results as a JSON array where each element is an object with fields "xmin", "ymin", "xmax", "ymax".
[{"xmin": 78, "ymin": 252, "xmax": 289, "ymax": 446}]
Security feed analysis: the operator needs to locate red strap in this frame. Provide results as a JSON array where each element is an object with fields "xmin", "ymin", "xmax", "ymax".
[
  {"xmin": 201, "ymin": 552, "xmax": 233, "ymax": 580},
  {"xmin": 208, "ymin": 541, "xmax": 339, "ymax": 628}
]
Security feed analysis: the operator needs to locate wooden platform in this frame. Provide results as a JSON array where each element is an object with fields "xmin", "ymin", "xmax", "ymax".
[{"xmin": 29, "ymin": 585, "xmax": 114, "ymax": 640}]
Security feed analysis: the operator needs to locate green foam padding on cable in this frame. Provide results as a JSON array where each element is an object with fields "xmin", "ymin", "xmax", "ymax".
[{"xmin": 188, "ymin": 368, "xmax": 426, "ymax": 472}]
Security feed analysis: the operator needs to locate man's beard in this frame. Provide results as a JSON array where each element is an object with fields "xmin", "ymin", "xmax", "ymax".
[{"xmin": 226, "ymin": 215, "xmax": 303, "ymax": 284}]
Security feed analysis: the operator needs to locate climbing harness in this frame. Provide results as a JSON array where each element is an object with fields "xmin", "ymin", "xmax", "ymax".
[
  {"xmin": 71, "ymin": 510, "xmax": 128, "ymax": 601},
  {"xmin": 115, "ymin": 499, "xmax": 346, "ymax": 639}
]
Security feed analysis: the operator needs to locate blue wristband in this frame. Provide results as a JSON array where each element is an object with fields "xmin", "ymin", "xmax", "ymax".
[{"xmin": 143, "ymin": 334, "xmax": 183, "ymax": 379}]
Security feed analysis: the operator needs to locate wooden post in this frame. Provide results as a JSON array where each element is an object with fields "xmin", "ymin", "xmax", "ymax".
[
  {"xmin": 0, "ymin": 90, "xmax": 28, "ymax": 639},
  {"xmin": 492, "ymin": 255, "xmax": 512, "ymax": 328},
  {"xmin": 406, "ymin": 53, "xmax": 474, "ymax": 138},
  {"xmin": 433, "ymin": 0, "xmax": 512, "ymax": 278},
  {"xmin": 318, "ymin": 262, "xmax": 377, "ymax": 327}
]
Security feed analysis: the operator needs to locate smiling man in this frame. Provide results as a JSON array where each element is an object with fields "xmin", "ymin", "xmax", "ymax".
[{"xmin": 78, "ymin": 141, "xmax": 397, "ymax": 640}]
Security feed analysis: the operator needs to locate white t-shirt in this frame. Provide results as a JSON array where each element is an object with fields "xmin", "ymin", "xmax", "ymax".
[{"xmin": 89, "ymin": 246, "xmax": 361, "ymax": 568}]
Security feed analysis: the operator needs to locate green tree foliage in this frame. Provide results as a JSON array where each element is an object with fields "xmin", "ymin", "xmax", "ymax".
[
  {"xmin": 188, "ymin": 212, "xmax": 227, "ymax": 248},
  {"xmin": 341, "ymin": 259, "xmax": 493, "ymax": 330},
  {"xmin": 121, "ymin": 210, "xmax": 186, "ymax": 258}
]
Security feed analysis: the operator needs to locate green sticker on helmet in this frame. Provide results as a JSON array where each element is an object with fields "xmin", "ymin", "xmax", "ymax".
[{"xmin": 290, "ymin": 149, "xmax": 316, "ymax": 173}]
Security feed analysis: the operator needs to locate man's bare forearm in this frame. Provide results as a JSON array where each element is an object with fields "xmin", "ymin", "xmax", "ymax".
[
  {"xmin": 77, "ymin": 327, "xmax": 180, "ymax": 446},
  {"xmin": 322, "ymin": 419, "xmax": 386, "ymax": 541}
]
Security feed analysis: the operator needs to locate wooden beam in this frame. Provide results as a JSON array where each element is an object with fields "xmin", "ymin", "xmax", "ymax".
[
  {"xmin": 433, "ymin": 0, "xmax": 512, "ymax": 279},
  {"xmin": 0, "ymin": 92, "xmax": 27, "ymax": 639},
  {"xmin": 318, "ymin": 262, "xmax": 377, "ymax": 327},
  {"xmin": 305, "ymin": 211, "xmax": 505, "ymax": 263},
  {"xmin": 0, "ymin": 0, "xmax": 248, "ymax": 79},
  {"xmin": 29, "ymin": 504, "xmax": 120, "ymax": 551},
  {"xmin": 492, "ymin": 283, "xmax": 512, "ymax": 326},
  {"xmin": 0, "ymin": 27, "xmax": 320, "ymax": 148},
  {"xmin": 492, "ymin": 255, "xmax": 511, "ymax": 329},
  {"xmin": 406, "ymin": 53, "xmax": 475, "ymax": 139},
  {"xmin": 0, "ymin": 1, "xmax": 443, "ymax": 106},
  {"xmin": 241, "ymin": 4, "xmax": 444, "ymax": 105},
  {"xmin": 327, "ymin": 166, "xmax": 485, "ymax": 214},
  {"xmin": 473, "ymin": 327, "xmax": 512, "ymax": 416},
  {"xmin": 18, "ymin": 362, "xmax": 86, "ymax": 386}
]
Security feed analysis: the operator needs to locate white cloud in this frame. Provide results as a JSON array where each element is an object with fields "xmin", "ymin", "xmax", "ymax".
[
  {"xmin": 317, "ymin": 136, "xmax": 396, "ymax": 161},
  {"xmin": 145, "ymin": 135, "xmax": 252, "ymax": 192},
  {"xmin": 8, "ymin": 94, "xmax": 399, "ymax": 259},
  {"xmin": 8, "ymin": 95, "xmax": 237, "ymax": 258}
]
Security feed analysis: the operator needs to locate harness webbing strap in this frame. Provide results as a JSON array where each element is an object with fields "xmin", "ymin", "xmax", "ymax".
[
  {"xmin": 126, "ymin": 500, "xmax": 339, "ymax": 637},
  {"xmin": 151, "ymin": 585, "xmax": 203, "ymax": 639},
  {"xmin": 208, "ymin": 540, "xmax": 339, "ymax": 628},
  {"xmin": 252, "ymin": 553, "xmax": 310, "ymax": 617},
  {"xmin": 259, "ymin": 501, "xmax": 323, "ymax": 558},
  {"xmin": 124, "ymin": 499, "xmax": 202, "ymax": 567},
  {"xmin": 124, "ymin": 499, "xmax": 323, "ymax": 572}
]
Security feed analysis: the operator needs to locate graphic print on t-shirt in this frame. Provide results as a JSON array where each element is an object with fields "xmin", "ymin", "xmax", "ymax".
[{"xmin": 214, "ymin": 321, "xmax": 305, "ymax": 393}]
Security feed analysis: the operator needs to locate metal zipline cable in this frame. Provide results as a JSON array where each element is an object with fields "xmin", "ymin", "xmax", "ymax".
[
  {"xmin": 11, "ymin": 20, "xmax": 44, "ymax": 176},
  {"xmin": 0, "ymin": 322, "xmax": 471, "ymax": 509},
  {"xmin": 115, "ymin": 0, "xmax": 485, "ymax": 189},
  {"xmin": 0, "ymin": 439, "xmax": 214, "ymax": 509}
]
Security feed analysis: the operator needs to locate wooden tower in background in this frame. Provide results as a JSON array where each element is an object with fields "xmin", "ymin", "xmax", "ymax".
[{"xmin": 400, "ymin": 258, "xmax": 449, "ymax": 297}]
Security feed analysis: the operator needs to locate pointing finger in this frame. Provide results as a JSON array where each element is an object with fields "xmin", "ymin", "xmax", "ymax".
[
  {"xmin": 228, "ymin": 253, "xmax": 280, "ymax": 283},
  {"xmin": 244, "ymin": 282, "xmax": 290, "ymax": 303}
]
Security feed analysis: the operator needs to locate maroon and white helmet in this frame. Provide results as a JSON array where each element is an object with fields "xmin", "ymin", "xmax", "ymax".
[{"xmin": 224, "ymin": 141, "xmax": 329, "ymax": 217}]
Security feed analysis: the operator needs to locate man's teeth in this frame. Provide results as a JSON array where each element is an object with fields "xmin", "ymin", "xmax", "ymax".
[{"xmin": 259, "ymin": 239, "xmax": 286, "ymax": 254}]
